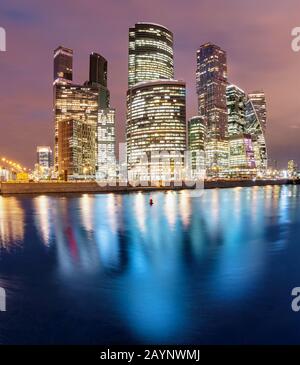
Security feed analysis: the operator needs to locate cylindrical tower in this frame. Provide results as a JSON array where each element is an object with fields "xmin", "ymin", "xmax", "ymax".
[
  {"xmin": 128, "ymin": 22, "xmax": 174, "ymax": 87},
  {"xmin": 127, "ymin": 80, "xmax": 186, "ymax": 180}
]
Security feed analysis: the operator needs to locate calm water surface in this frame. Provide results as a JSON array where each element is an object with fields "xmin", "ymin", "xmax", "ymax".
[{"xmin": 0, "ymin": 186, "xmax": 300, "ymax": 344}]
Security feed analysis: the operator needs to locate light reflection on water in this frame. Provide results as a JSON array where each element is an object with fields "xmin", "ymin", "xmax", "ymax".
[{"xmin": 0, "ymin": 186, "xmax": 300, "ymax": 344}]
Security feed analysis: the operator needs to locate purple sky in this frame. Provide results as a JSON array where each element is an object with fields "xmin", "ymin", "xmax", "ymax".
[{"xmin": 0, "ymin": 0, "xmax": 300, "ymax": 168}]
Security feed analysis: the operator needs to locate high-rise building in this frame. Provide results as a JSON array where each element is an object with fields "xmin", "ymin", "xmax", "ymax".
[
  {"xmin": 188, "ymin": 116, "xmax": 206, "ymax": 177},
  {"xmin": 53, "ymin": 46, "xmax": 116, "ymax": 180},
  {"xmin": 128, "ymin": 22, "xmax": 174, "ymax": 87},
  {"xmin": 248, "ymin": 91, "xmax": 267, "ymax": 133},
  {"xmin": 53, "ymin": 46, "xmax": 73, "ymax": 85},
  {"xmin": 127, "ymin": 80, "xmax": 186, "ymax": 181},
  {"xmin": 54, "ymin": 83, "xmax": 98, "ymax": 178},
  {"xmin": 245, "ymin": 97, "xmax": 268, "ymax": 172},
  {"xmin": 196, "ymin": 43, "xmax": 228, "ymax": 175},
  {"xmin": 97, "ymin": 108, "xmax": 116, "ymax": 180},
  {"xmin": 88, "ymin": 52, "xmax": 110, "ymax": 109},
  {"xmin": 228, "ymin": 133, "xmax": 256, "ymax": 178},
  {"xmin": 226, "ymin": 84, "xmax": 246, "ymax": 136},
  {"xmin": 226, "ymin": 84, "xmax": 268, "ymax": 176},
  {"xmin": 36, "ymin": 146, "xmax": 52, "ymax": 169},
  {"xmin": 58, "ymin": 119, "xmax": 96, "ymax": 178},
  {"xmin": 89, "ymin": 52, "xmax": 107, "ymax": 86}
]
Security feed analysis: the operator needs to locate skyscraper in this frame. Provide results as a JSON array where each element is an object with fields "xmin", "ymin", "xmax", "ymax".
[
  {"xmin": 97, "ymin": 108, "xmax": 116, "ymax": 180},
  {"xmin": 248, "ymin": 91, "xmax": 267, "ymax": 134},
  {"xmin": 89, "ymin": 52, "xmax": 107, "ymax": 86},
  {"xmin": 226, "ymin": 84, "xmax": 246, "ymax": 136},
  {"xmin": 226, "ymin": 84, "xmax": 268, "ymax": 176},
  {"xmin": 228, "ymin": 133, "xmax": 256, "ymax": 178},
  {"xmin": 53, "ymin": 46, "xmax": 73, "ymax": 85},
  {"xmin": 54, "ymin": 83, "xmax": 99, "ymax": 178},
  {"xmin": 36, "ymin": 146, "xmax": 52, "ymax": 169},
  {"xmin": 196, "ymin": 43, "xmax": 228, "ymax": 175},
  {"xmin": 53, "ymin": 46, "xmax": 116, "ymax": 180},
  {"xmin": 88, "ymin": 52, "xmax": 110, "ymax": 109},
  {"xmin": 188, "ymin": 116, "xmax": 206, "ymax": 177},
  {"xmin": 128, "ymin": 22, "xmax": 174, "ymax": 87},
  {"xmin": 127, "ymin": 80, "xmax": 186, "ymax": 181},
  {"xmin": 245, "ymin": 97, "xmax": 268, "ymax": 172},
  {"xmin": 58, "ymin": 119, "xmax": 96, "ymax": 178}
]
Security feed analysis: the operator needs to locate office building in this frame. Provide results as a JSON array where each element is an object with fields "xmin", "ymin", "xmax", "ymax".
[
  {"xmin": 54, "ymin": 83, "xmax": 98, "ymax": 178},
  {"xmin": 127, "ymin": 80, "xmax": 186, "ymax": 181},
  {"xmin": 248, "ymin": 91, "xmax": 267, "ymax": 133},
  {"xmin": 196, "ymin": 43, "xmax": 228, "ymax": 175},
  {"xmin": 226, "ymin": 84, "xmax": 246, "ymax": 136},
  {"xmin": 58, "ymin": 119, "xmax": 97, "ymax": 178},
  {"xmin": 87, "ymin": 52, "xmax": 110, "ymax": 108},
  {"xmin": 97, "ymin": 108, "xmax": 116, "ymax": 180},
  {"xmin": 36, "ymin": 146, "xmax": 52, "ymax": 169},
  {"xmin": 245, "ymin": 97, "xmax": 268, "ymax": 172},
  {"xmin": 53, "ymin": 46, "xmax": 73, "ymax": 85},
  {"xmin": 228, "ymin": 133, "xmax": 256, "ymax": 178},
  {"xmin": 188, "ymin": 116, "xmax": 206, "ymax": 178},
  {"xmin": 128, "ymin": 22, "xmax": 174, "ymax": 87}
]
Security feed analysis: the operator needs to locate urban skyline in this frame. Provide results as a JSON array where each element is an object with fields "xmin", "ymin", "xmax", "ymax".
[
  {"xmin": 1, "ymin": 0, "xmax": 300, "ymax": 169},
  {"xmin": 2, "ymin": 1, "xmax": 300, "ymax": 353},
  {"xmin": 49, "ymin": 21, "xmax": 270, "ymax": 182}
]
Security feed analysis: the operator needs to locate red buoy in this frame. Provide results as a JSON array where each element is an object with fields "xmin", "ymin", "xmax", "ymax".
[{"xmin": 149, "ymin": 198, "xmax": 154, "ymax": 205}]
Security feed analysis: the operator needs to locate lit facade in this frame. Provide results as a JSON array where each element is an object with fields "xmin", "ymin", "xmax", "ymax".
[
  {"xmin": 37, "ymin": 146, "xmax": 52, "ymax": 169},
  {"xmin": 245, "ymin": 97, "xmax": 268, "ymax": 172},
  {"xmin": 53, "ymin": 46, "xmax": 73, "ymax": 85},
  {"xmin": 127, "ymin": 80, "xmax": 186, "ymax": 181},
  {"xmin": 226, "ymin": 84, "xmax": 246, "ymax": 136},
  {"xmin": 58, "ymin": 119, "xmax": 97, "ymax": 178},
  {"xmin": 54, "ymin": 83, "xmax": 98, "ymax": 178},
  {"xmin": 248, "ymin": 91, "xmax": 267, "ymax": 134},
  {"xmin": 96, "ymin": 108, "xmax": 116, "ymax": 180},
  {"xmin": 128, "ymin": 22, "xmax": 174, "ymax": 87},
  {"xmin": 87, "ymin": 52, "xmax": 110, "ymax": 109},
  {"xmin": 187, "ymin": 116, "xmax": 206, "ymax": 177},
  {"xmin": 196, "ymin": 43, "xmax": 228, "ymax": 175},
  {"xmin": 228, "ymin": 134, "xmax": 256, "ymax": 178}
]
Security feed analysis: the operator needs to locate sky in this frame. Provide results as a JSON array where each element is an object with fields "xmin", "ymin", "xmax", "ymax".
[{"xmin": 0, "ymin": 0, "xmax": 300, "ymax": 169}]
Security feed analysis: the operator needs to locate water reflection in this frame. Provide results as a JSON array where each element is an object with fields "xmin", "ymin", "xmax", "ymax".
[
  {"xmin": 0, "ymin": 185, "xmax": 300, "ymax": 344},
  {"xmin": 0, "ymin": 196, "xmax": 24, "ymax": 249},
  {"xmin": 33, "ymin": 195, "xmax": 52, "ymax": 246}
]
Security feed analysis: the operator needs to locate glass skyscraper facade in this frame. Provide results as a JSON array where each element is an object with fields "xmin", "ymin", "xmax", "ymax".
[
  {"xmin": 53, "ymin": 46, "xmax": 73, "ymax": 85},
  {"xmin": 127, "ymin": 23, "xmax": 187, "ymax": 182},
  {"xmin": 196, "ymin": 43, "xmax": 228, "ymax": 175},
  {"xmin": 54, "ymin": 83, "xmax": 98, "ymax": 178},
  {"xmin": 53, "ymin": 46, "xmax": 116, "ymax": 180},
  {"xmin": 127, "ymin": 80, "xmax": 186, "ymax": 181},
  {"xmin": 36, "ymin": 146, "xmax": 52, "ymax": 169},
  {"xmin": 228, "ymin": 133, "xmax": 256, "ymax": 178},
  {"xmin": 188, "ymin": 116, "xmax": 206, "ymax": 177},
  {"xmin": 128, "ymin": 22, "xmax": 174, "ymax": 87},
  {"xmin": 245, "ymin": 98, "xmax": 268, "ymax": 172},
  {"xmin": 226, "ymin": 84, "xmax": 268, "ymax": 176},
  {"xmin": 88, "ymin": 52, "xmax": 110, "ymax": 109},
  {"xmin": 226, "ymin": 84, "xmax": 246, "ymax": 136},
  {"xmin": 97, "ymin": 108, "xmax": 116, "ymax": 180},
  {"xmin": 248, "ymin": 91, "xmax": 267, "ymax": 134}
]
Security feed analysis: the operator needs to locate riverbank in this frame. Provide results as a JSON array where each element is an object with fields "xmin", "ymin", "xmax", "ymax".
[{"xmin": 0, "ymin": 179, "xmax": 298, "ymax": 195}]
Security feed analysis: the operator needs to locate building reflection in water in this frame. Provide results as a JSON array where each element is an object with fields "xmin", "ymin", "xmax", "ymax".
[
  {"xmin": 0, "ymin": 196, "xmax": 24, "ymax": 249},
  {"xmin": 33, "ymin": 195, "xmax": 53, "ymax": 246},
  {"xmin": 2, "ymin": 186, "xmax": 298, "ymax": 343}
]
